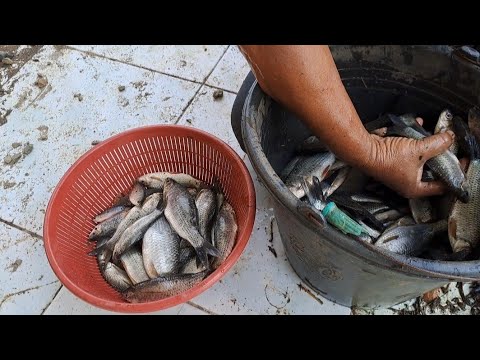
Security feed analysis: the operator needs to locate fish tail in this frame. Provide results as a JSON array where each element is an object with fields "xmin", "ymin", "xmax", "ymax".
[{"xmin": 195, "ymin": 241, "xmax": 221, "ymax": 268}]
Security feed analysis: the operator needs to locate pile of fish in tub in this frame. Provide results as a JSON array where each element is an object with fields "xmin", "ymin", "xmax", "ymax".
[
  {"xmin": 282, "ymin": 108, "xmax": 480, "ymax": 260},
  {"xmin": 88, "ymin": 173, "xmax": 237, "ymax": 303}
]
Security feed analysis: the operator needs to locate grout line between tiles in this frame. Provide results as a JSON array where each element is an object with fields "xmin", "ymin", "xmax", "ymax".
[
  {"xmin": 174, "ymin": 46, "xmax": 231, "ymax": 125},
  {"xmin": 65, "ymin": 46, "xmax": 206, "ymax": 86},
  {"xmin": 40, "ymin": 285, "xmax": 63, "ymax": 315},
  {"xmin": 186, "ymin": 301, "xmax": 219, "ymax": 315},
  {"xmin": 0, "ymin": 217, "xmax": 43, "ymax": 240}
]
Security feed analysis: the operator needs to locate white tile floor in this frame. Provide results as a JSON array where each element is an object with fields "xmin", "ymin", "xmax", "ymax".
[{"xmin": 0, "ymin": 45, "xmax": 475, "ymax": 314}]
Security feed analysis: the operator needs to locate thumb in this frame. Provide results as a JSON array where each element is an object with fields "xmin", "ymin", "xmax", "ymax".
[{"xmin": 417, "ymin": 131, "xmax": 454, "ymax": 160}]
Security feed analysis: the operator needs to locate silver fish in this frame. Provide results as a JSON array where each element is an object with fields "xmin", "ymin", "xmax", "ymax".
[
  {"xmin": 93, "ymin": 237, "xmax": 112, "ymax": 271},
  {"xmin": 376, "ymin": 219, "xmax": 447, "ymax": 256},
  {"xmin": 322, "ymin": 167, "xmax": 351, "ymax": 198},
  {"xmin": 88, "ymin": 209, "xmax": 129, "ymax": 241},
  {"xmin": 102, "ymin": 262, "xmax": 133, "ymax": 291},
  {"xmin": 195, "ymin": 188, "xmax": 216, "ymax": 240},
  {"xmin": 375, "ymin": 209, "xmax": 403, "ymax": 222},
  {"xmin": 122, "ymin": 271, "xmax": 208, "ymax": 303},
  {"xmin": 350, "ymin": 194, "xmax": 384, "ymax": 204},
  {"xmin": 357, "ymin": 233, "xmax": 373, "ymax": 244},
  {"xmin": 409, "ymin": 198, "xmax": 435, "ymax": 224},
  {"xmin": 285, "ymin": 152, "xmax": 336, "ymax": 198},
  {"xmin": 100, "ymin": 192, "xmax": 162, "ymax": 252},
  {"xmin": 93, "ymin": 205, "xmax": 128, "ymax": 224},
  {"xmin": 448, "ymin": 159, "xmax": 480, "ymax": 253},
  {"xmin": 384, "ymin": 216, "xmax": 416, "ymax": 232},
  {"xmin": 112, "ymin": 208, "xmax": 164, "ymax": 261},
  {"xmin": 120, "ymin": 247, "xmax": 150, "ymax": 285},
  {"xmin": 129, "ymin": 181, "xmax": 145, "ymax": 206},
  {"xmin": 281, "ymin": 156, "xmax": 304, "ymax": 180},
  {"xmin": 163, "ymin": 178, "xmax": 220, "ymax": 268},
  {"xmin": 142, "ymin": 216, "xmax": 180, "ymax": 277},
  {"xmin": 138, "ymin": 172, "xmax": 205, "ymax": 190},
  {"xmin": 388, "ymin": 114, "xmax": 468, "ymax": 202},
  {"xmin": 434, "ymin": 109, "xmax": 458, "ymax": 155},
  {"xmin": 363, "ymin": 203, "xmax": 390, "ymax": 215},
  {"xmin": 211, "ymin": 201, "xmax": 238, "ymax": 269}
]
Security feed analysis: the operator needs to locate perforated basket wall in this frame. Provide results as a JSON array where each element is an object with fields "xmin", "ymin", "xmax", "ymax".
[{"xmin": 44, "ymin": 125, "xmax": 256, "ymax": 313}]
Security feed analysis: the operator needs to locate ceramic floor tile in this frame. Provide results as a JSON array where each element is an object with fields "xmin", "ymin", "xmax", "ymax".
[
  {"xmin": 68, "ymin": 45, "xmax": 228, "ymax": 83},
  {"xmin": 177, "ymin": 85, "xmax": 245, "ymax": 157},
  {"xmin": 0, "ymin": 222, "xmax": 61, "ymax": 314},
  {"xmin": 0, "ymin": 45, "xmax": 200, "ymax": 234},
  {"xmin": 206, "ymin": 45, "xmax": 251, "ymax": 93}
]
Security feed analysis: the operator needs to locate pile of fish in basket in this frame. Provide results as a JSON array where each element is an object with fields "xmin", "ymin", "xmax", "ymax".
[
  {"xmin": 88, "ymin": 173, "xmax": 237, "ymax": 303},
  {"xmin": 282, "ymin": 108, "xmax": 480, "ymax": 261}
]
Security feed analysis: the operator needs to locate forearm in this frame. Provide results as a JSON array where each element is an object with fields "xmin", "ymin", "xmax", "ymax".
[{"xmin": 238, "ymin": 45, "xmax": 373, "ymax": 167}]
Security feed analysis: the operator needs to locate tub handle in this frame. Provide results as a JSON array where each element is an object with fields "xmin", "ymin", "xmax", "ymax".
[
  {"xmin": 297, "ymin": 202, "xmax": 326, "ymax": 228},
  {"xmin": 452, "ymin": 45, "xmax": 480, "ymax": 67}
]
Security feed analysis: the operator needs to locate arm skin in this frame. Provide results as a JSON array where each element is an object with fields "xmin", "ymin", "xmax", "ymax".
[{"xmin": 239, "ymin": 45, "xmax": 455, "ymax": 198}]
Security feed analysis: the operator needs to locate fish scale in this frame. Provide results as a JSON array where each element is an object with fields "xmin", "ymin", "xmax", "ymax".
[
  {"xmin": 142, "ymin": 216, "xmax": 180, "ymax": 277},
  {"xmin": 449, "ymin": 160, "xmax": 480, "ymax": 253}
]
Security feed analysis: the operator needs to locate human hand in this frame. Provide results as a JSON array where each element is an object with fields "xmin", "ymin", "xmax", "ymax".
[{"xmin": 360, "ymin": 118, "xmax": 455, "ymax": 198}]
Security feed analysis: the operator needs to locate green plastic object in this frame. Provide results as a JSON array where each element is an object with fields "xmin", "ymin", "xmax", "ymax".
[{"xmin": 322, "ymin": 202, "xmax": 365, "ymax": 236}]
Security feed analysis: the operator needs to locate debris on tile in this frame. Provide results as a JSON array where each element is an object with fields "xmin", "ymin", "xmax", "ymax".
[
  {"xmin": 73, "ymin": 93, "xmax": 83, "ymax": 101},
  {"xmin": 4, "ymin": 152, "xmax": 22, "ymax": 165},
  {"xmin": 0, "ymin": 52, "xmax": 14, "ymax": 61},
  {"xmin": 213, "ymin": 89, "xmax": 224, "ymax": 100},
  {"xmin": 2, "ymin": 180, "xmax": 17, "ymax": 189},
  {"xmin": 120, "ymin": 98, "xmax": 129, "ymax": 107},
  {"xmin": 22, "ymin": 142, "xmax": 33, "ymax": 156},
  {"xmin": 186, "ymin": 119, "xmax": 192, "ymax": 125},
  {"xmin": 132, "ymin": 81, "xmax": 147, "ymax": 91},
  {"xmin": 11, "ymin": 142, "xmax": 22, "ymax": 149},
  {"xmin": 118, "ymin": 85, "xmax": 125, "ymax": 92},
  {"xmin": 34, "ymin": 74, "xmax": 48, "ymax": 88},
  {"xmin": 91, "ymin": 140, "xmax": 102, "ymax": 146},
  {"xmin": 2, "ymin": 57, "xmax": 14, "ymax": 66},
  {"xmin": 0, "ymin": 109, "xmax": 11, "ymax": 126},
  {"xmin": 6, "ymin": 259, "xmax": 22, "ymax": 273},
  {"xmin": 162, "ymin": 96, "xmax": 171, "ymax": 101},
  {"xmin": 37, "ymin": 125, "xmax": 49, "ymax": 141},
  {"xmin": 268, "ymin": 245, "xmax": 277, "ymax": 258},
  {"xmin": 180, "ymin": 60, "xmax": 187, "ymax": 67},
  {"xmin": 422, "ymin": 287, "xmax": 442, "ymax": 304}
]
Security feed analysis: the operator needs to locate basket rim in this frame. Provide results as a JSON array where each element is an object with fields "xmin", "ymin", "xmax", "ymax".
[{"xmin": 43, "ymin": 124, "xmax": 256, "ymax": 313}]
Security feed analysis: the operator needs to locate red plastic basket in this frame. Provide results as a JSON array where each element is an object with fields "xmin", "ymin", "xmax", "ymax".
[{"xmin": 43, "ymin": 125, "xmax": 256, "ymax": 313}]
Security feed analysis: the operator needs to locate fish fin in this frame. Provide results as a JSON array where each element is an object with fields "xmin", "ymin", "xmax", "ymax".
[
  {"xmin": 387, "ymin": 114, "xmax": 409, "ymax": 128},
  {"xmin": 195, "ymin": 242, "xmax": 220, "ymax": 268},
  {"xmin": 311, "ymin": 176, "xmax": 326, "ymax": 202},
  {"xmin": 156, "ymin": 199, "xmax": 166, "ymax": 212}
]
